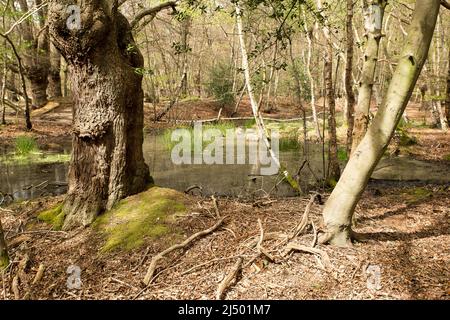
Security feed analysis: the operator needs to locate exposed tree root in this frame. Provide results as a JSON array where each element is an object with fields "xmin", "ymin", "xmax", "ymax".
[
  {"xmin": 216, "ymin": 256, "xmax": 243, "ymax": 300},
  {"xmin": 143, "ymin": 217, "xmax": 225, "ymax": 285},
  {"xmin": 283, "ymin": 243, "xmax": 333, "ymax": 271}
]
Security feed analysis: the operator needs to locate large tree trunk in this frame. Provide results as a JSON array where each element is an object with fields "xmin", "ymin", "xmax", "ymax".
[
  {"xmin": 351, "ymin": 0, "xmax": 387, "ymax": 154},
  {"xmin": 49, "ymin": 1, "xmax": 152, "ymax": 230},
  {"xmin": 320, "ymin": 0, "xmax": 439, "ymax": 246},
  {"xmin": 344, "ymin": 0, "xmax": 356, "ymax": 155},
  {"xmin": 47, "ymin": 42, "xmax": 63, "ymax": 99},
  {"xmin": 0, "ymin": 219, "xmax": 8, "ymax": 269}
]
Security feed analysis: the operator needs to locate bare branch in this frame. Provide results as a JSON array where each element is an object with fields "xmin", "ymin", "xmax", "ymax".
[
  {"xmin": 130, "ymin": 1, "xmax": 179, "ymax": 29},
  {"xmin": 441, "ymin": 0, "xmax": 450, "ymax": 9}
]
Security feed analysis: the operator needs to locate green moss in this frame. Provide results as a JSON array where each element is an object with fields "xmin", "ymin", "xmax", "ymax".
[
  {"xmin": 37, "ymin": 204, "xmax": 65, "ymax": 230},
  {"xmin": 94, "ymin": 187, "xmax": 187, "ymax": 253},
  {"xmin": 403, "ymin": 187, "xmax": 432, "ymax": 204},
  {"xmin": 280, "ymin": 166, "xmax": 301, "ymax": 194},
  {"xmin": 443, "ymin": 153, "xmax": 450, "ymax": 162},
  {"xmin": 0, "ymin": 254, "xmax": 8, "ymax": 270},
  {"xmin": 337, "ymin": 147, "xmax": 348, "ymax": 162}
]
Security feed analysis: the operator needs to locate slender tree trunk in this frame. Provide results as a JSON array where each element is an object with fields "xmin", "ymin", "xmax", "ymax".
[
  {"xmin": 49, "ymin": 1, "xmax": 152, "ymax": 229},
  {"xmin": 303, "ymin": 10, "xmax": 322, "ymax": 141},
  {"xmin": 235, "ymin": 1, "xmax": 300, "ymax": 192},
  {"xmin": 18, "ymin": 0, "xmax": 49, "ymax": 109},
  {"xmin": 289, "ymin": 43, "xmax": 307, "ymax": 157},
  {"xmin": 345, "ymin": 0, "xmax": 356, "ymax": 155},
  {"xmin": 1, "ymin": 64, "xmax": 6, "ymax": 125},
  {"xmin": 433, "ymin": 15, "xmax": 448, "ymax": 130},
  {"xmin": 351, "ymin": 0, "xmax": 387, "ymax": 154},
  {"xmin": 320, "ymin": 0, "xmax": 439, "ymax": 246},
  {"xmin": 445, "ymin": 48, "xmax": 450, "ymax": 123},
  {"xmin": 180, "ymin": 15, "xmax": 190, "ymax": 97},
  {"xmin": 324, "ymin": 41, "xmax": 340, "ymax": 182},
  {"xmin": 47, "ymin": 42, "xmax": 62, "ymax": 99},
  {"xmin": 0, "ymin": 219, "xmax": 8, "ymax": 270}
]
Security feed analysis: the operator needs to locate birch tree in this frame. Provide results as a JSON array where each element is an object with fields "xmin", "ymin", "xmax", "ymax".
[
  {"xmin": 351, "ymin": 0, "xmax": 387, "ymax": 154},
  {"xmin": 320, "ymin": 0, "xmax": 440, "ymax": 246}
]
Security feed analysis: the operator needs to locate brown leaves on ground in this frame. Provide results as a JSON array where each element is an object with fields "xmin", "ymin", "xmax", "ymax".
[{"xmin": 0, "ymin": 184, "xmax": 448, "ymax": 300}]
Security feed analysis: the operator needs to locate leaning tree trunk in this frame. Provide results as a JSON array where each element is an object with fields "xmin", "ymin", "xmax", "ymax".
[
  {"xmin": 0, "ymin": 219, "xmax": 8, "ymax": 270},
  {"xmin": 320, "ymin": 0, "xmax": 440, "ymax": 246},
  {"xmin": 47, "ymin": 42, "xmax": 62, "ymax": 99},
  {"xmin": 49, "ymin": 0, "xmax": 152, "ymax": 230},
  {"xmin": 351, "ymin": 0, "xmax": 387, "ymax": 154}
]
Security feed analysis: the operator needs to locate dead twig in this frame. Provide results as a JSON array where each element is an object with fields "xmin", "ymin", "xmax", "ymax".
[
  {"xmin": 211, "ymin": 195, "xmax": 221, "ymax": 218},
  {"xmin": 284, "ymin": 242, "xmax": 333, "ymax": 271},
  {"xmin": 143, "ymin": 217, "xmax": 225, "ymax": 285},
  {"xmin": 216, "ymin": 257, "xmax": 243, "ymax": 300},
  {"xmin": 256, "ymin": 219, "xmax": 275, "ymax": 262},
  {"xmin": 12, "ymin": 275, "xmax": 19, "ymax": 299},
  {"xmin": 289, "ymin": 193, "xmax": 319, "ymax": 241},
  {"xmin": 32, "ymin": 263, "xmax": 45, "ymax": 285}
]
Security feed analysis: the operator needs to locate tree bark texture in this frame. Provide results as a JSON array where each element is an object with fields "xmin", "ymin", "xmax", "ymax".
[
  {"xmin": 49, "ymin": 0, "xmax": 152, "ymax": 229},
  {"xmin": 351, "ymin": 0, "xmax": 387, "ymax": 154}
]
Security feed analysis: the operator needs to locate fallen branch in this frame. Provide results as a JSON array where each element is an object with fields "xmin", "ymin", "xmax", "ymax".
[
  {"xmin": 143, "ymin": 217, "xmax": 225, "ymax": 285},
  {"xmin": 216, "ymin": 257, "xmax": 243, "ymax": 300}
]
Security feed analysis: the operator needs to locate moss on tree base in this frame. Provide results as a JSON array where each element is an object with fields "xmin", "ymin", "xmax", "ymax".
[
  {"xmin": 37, "ymin": 204, "xmax": 65, "ymax": 230},
  {"xmin": 94, "ymin": 187, "xmax": 187, "ymax": 252}
]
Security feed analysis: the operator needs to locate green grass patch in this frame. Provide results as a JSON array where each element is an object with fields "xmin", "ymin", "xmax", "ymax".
[
  {"xmin": 0, "ymin": 153, "xmax": 70, "ymax": 165},
  {"xmin": 15, "ymin": 136, "xmax": 38, "ymax": 155},
  {"xmin": 94, "ymin": 187, "xmax": 187, "ymax": 253},
  {"xmin": 396, "ymin": 128, "xmax": 417, "ymax": 146}
]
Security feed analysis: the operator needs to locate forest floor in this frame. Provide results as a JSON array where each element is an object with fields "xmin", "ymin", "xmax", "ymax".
[
  {"xmin": 0, "ymin": 97, "xmax": 449, "ymax": 300},
  {"xmin": 0, "ymin": 183, "xmax": 448, "ymax": 300}
]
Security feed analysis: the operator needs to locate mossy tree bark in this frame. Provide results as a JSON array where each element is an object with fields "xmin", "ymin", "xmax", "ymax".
[
  {"xmin": 321, "ymin": 0, "xmax": 440, "ymax": 246},
  {"xmin": 49, "ymin": 0, "xmax": 152, "ymax": 230},
  {"xmin": 0, "ymin": 219, "xmax": 8, "ymax": 269},
  {"xmin": 350, "ymin": 0, "xmax": 387, "ymax": 154}
]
